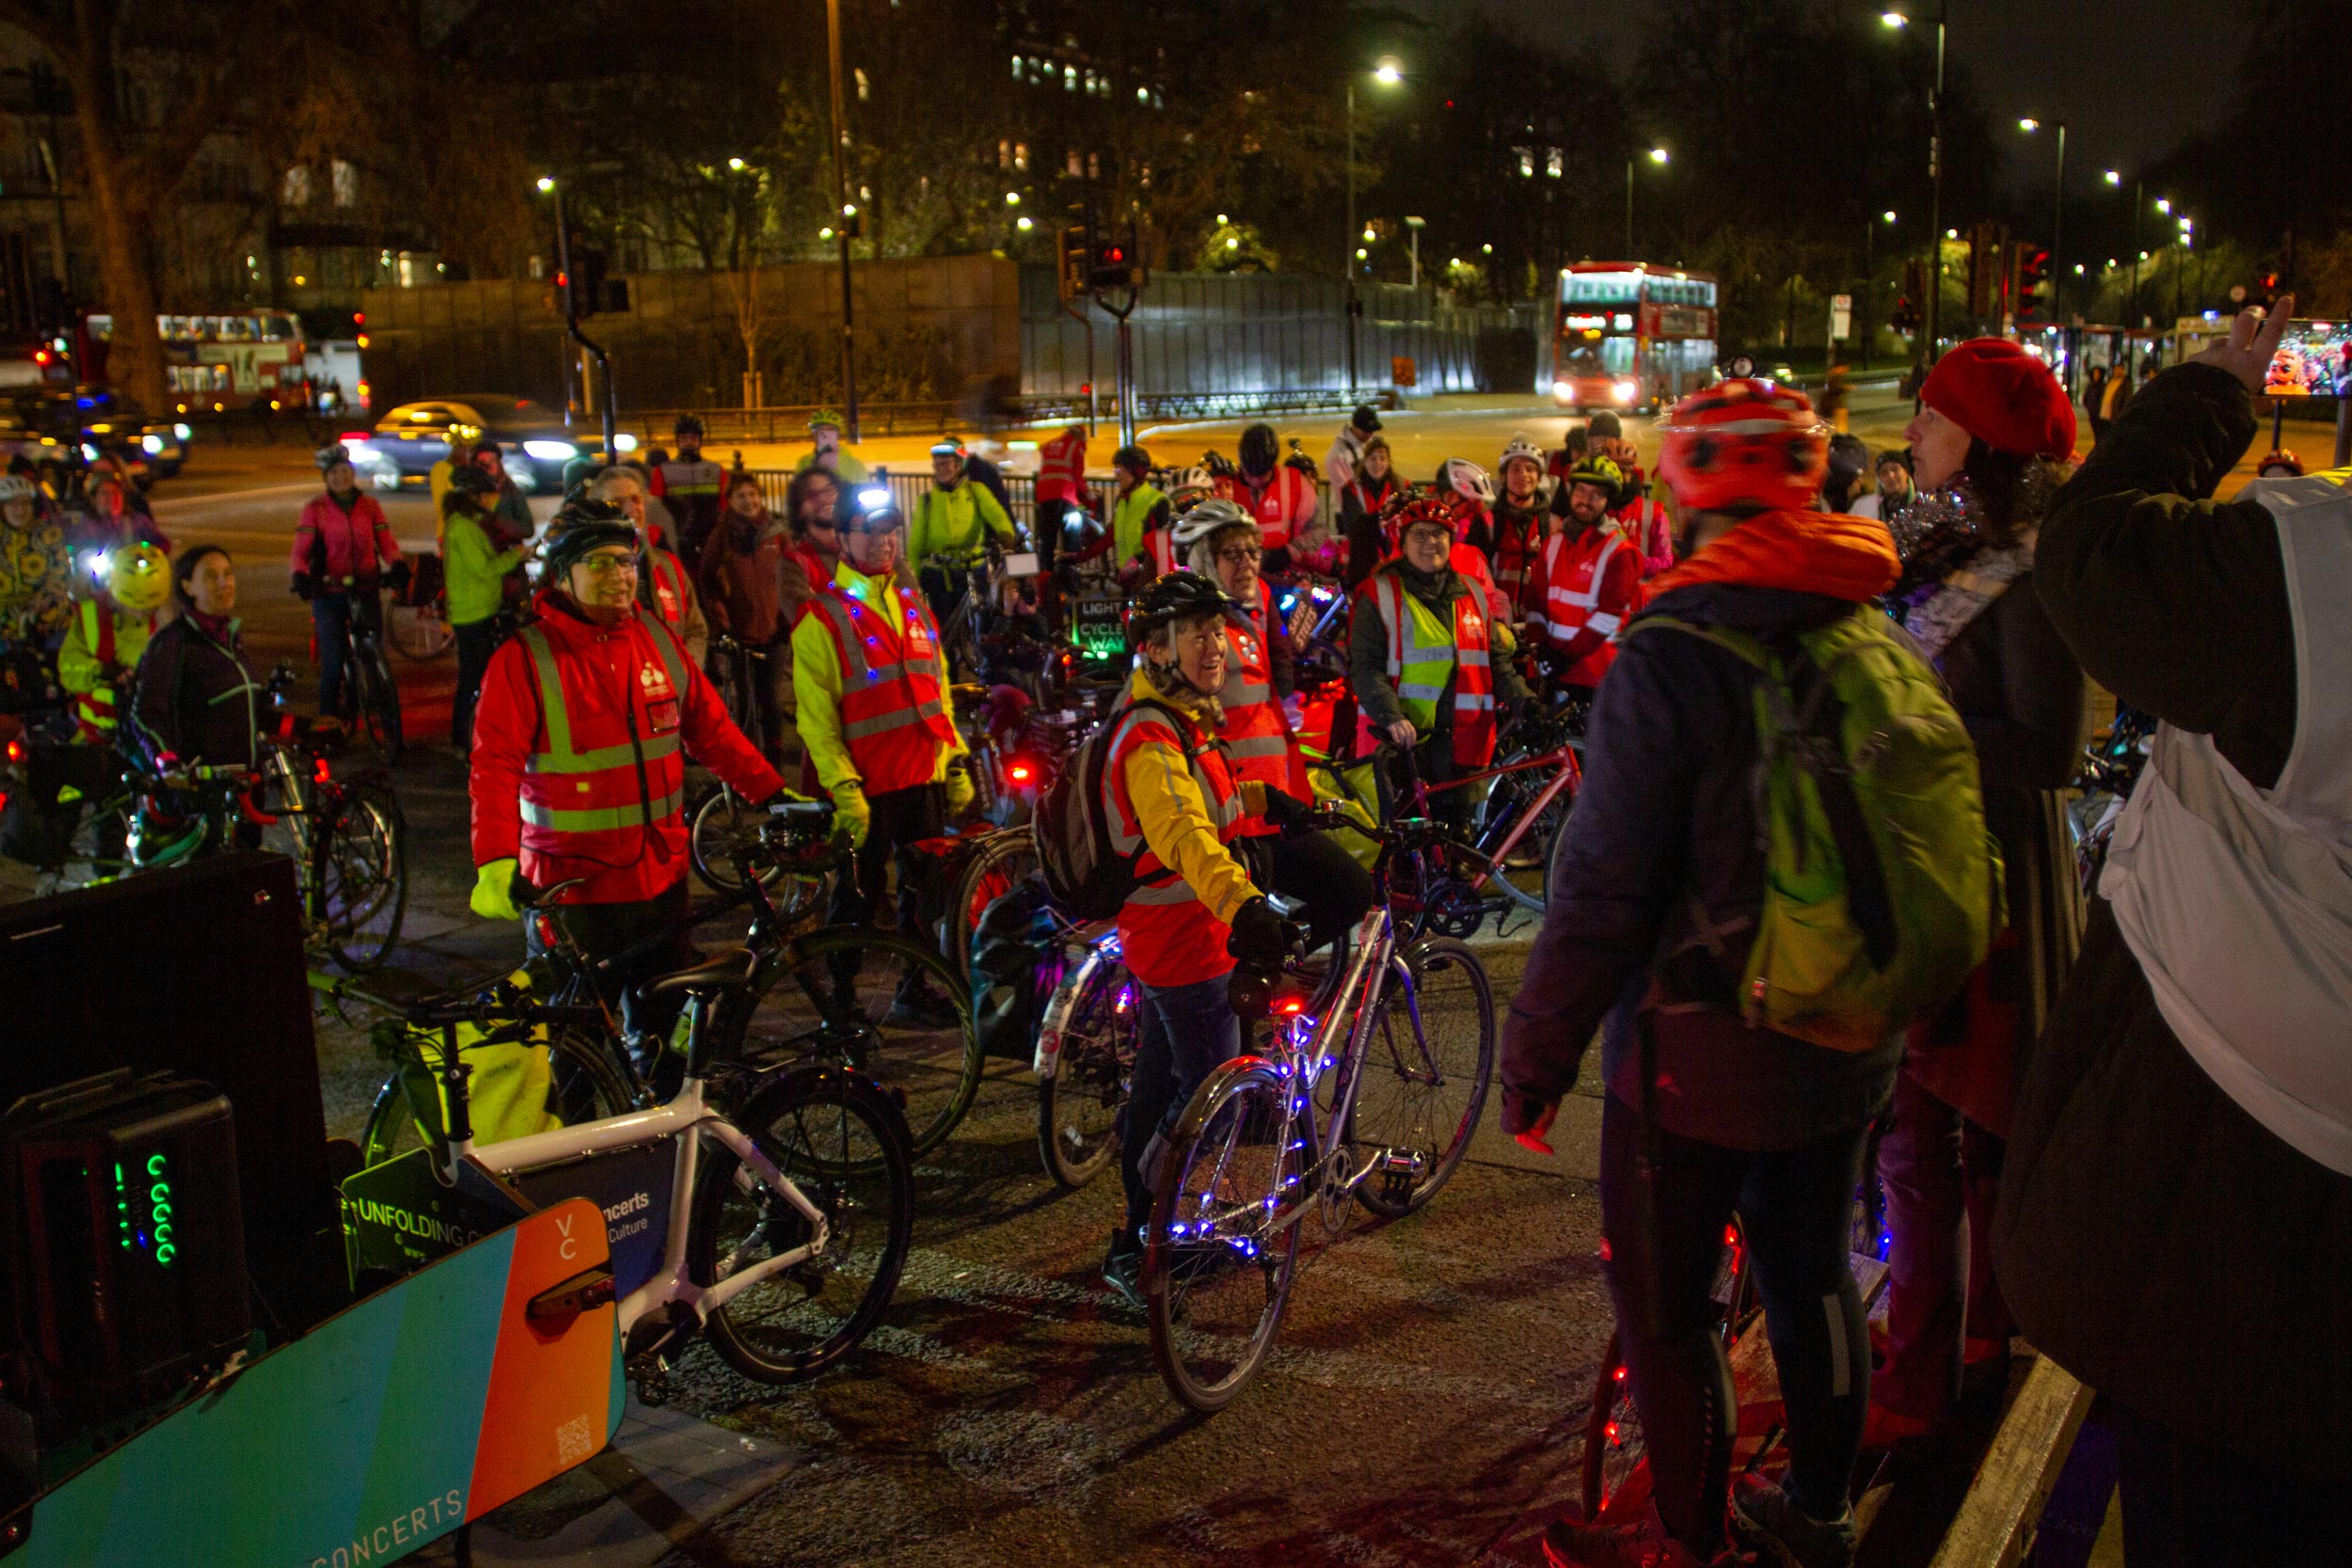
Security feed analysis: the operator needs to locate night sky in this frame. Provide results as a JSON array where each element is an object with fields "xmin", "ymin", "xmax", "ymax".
[{"xmin": 1462, "ymin": 0, "xmax": 2246, "ymax": 192}]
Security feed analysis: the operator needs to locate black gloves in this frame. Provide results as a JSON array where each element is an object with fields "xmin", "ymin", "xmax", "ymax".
[
  {"xmin": 385, "ymin": 559, "xmax": 413, "ymax": 593},
  {"xmin": 1226, "ymin": 895, "xmax": 1294, "ymax": 970},
  {"xmin": 1260, "ymin": 785, "xmax": 1314, "ymax": 832},
  {"xmin": 291, "ymin": 572, "xmax": 315, "ymax": 601}
]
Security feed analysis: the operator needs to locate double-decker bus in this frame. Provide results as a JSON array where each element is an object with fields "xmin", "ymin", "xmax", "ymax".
[
  {"xmin": 83, "ymin": 309, "xmax": 309, "ymax": 414},
  {"xmin": 1549, "ymin": 263, "xmax": 1719, "ymax": 414}
]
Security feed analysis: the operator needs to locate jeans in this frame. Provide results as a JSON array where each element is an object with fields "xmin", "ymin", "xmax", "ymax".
[
  {"xmin": 1119, "ymin": 973, "xmax": 1244, "ymax": 1234},
  {"xmin": 1876, "ymin": 1069, "xmax": 2012, "ymax": 1420},
  {"xmin": 1598, "ymin": 1089, "xmax": 1874, "ymax": 1553},
  {"xmin": 528, "ymin": 880, "xmax": 698, "ymax": 1061},
  {"xmin": 310, "ymin": 589, "xmax": 383, "ymax": 719},
  {"xmin": 451, "ymin": 618, "xmax": 502, "ymax": 752},
  {"xmin": 825, "ymin": 781, "xmax": 946, "ymax": 992}
]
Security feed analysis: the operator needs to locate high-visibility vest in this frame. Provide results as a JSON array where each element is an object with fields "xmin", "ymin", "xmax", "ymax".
[
  {"xmin": 513, "ymin": 615, "xmax": 692, "ymax": 847},
  {"xmin": 1219, "ymin": 467, "xmax": 1315, "ymax": 549},
  {"xmin": 68, "ymin": 597, "xmax": 151, "ymax": 743},
  {"xmin": 1138, "ymin": 526, "xmax": 1178, "ymax": 580},
  {"xmin": 803, "ymin": 574, "xmax": 958, "ymax": 795},
  {"xmin": 1102, "ymin": 697, "xmax": 1245, "ymax": 986},
  {"xmin": 1036, "ymin": 430, "xmax": 1087, "ymax": 504},
  {"xmin": 1361, "ymin": 568, "xmax": 1497, "ymax": 767},
  {"xmin": 1489, "ymin": 502, "xmax": 1549, "ymax": 617},
  {"xmin": 1113, "ymin": 483, "xmax": 1167, "ymax": 566},
  {"xmin": 1220, "ymin": 581, "xmax": 1310, "ymax": 822},
  {"xmin": 1539, "ymin": 525, "xmax": 1632, "ymax": 687},
  {"xmin": 640, "ymin": 546, "xmax": 694, "ymax": 641}
]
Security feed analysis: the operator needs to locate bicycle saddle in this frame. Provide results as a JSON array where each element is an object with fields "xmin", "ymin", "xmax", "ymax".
[{"xmin": 639, "ymin": 946, "xmax": 758, "ymax": 999}]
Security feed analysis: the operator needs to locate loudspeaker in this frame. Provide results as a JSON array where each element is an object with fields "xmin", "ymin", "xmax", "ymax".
[{"xmin": 0, "ymin": 852, "xmax": 339, "ymax": 1334}]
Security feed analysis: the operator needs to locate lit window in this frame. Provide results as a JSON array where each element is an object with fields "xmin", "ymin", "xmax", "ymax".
[
  {"xmin": 1066, "ymin": 149, "xmax": 1083, "ymax": 178},
  {"xmin": 1010, "ymin": 54, "xmax": 1022, "ymax": 80},
  {"xmin": 1518, "ymin": 151, "xmax": 1534, "ymax": 179},
  {"xmin": 331, "ymin": 158, "xmax": 358, "ymax": 206},
  {"xmin": 1013, "ymin": 142, "xmax": 1028, "ymax": 172},
  {"xmin": 280, "ymin": 166, "xmax": 312, "ymax": 206},
  {"xmin": 1546, "ymin": 150, "xmax": 1563, "ymax": 179},
  {"xmin": 999, "ymin": 138, "xmax": 1011, "ymax": 167},
  {"xmin": 1088, "ymin": 151, "xmax": 1100, "ymax": 180},
  {"xmin": 854, "ymin": 68, "xmax": 869, "ymax": 100},
  {"xmin": 1064, "ymin": 65, "xmax": 1076, "ymax": 91}
]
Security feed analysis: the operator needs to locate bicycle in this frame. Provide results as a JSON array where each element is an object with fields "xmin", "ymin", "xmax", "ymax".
[
  {"xmin": 1141, "ymin": 813, "xmax": 1498, "ymax": 1412},
  {"xmin": 317, "ymin": 575, "xmax": 405, "ymax": 762},
  {"xmin": 344, "ymin": 890, "xmax": 914, "ymax": 1391},
  {"xmin": 688, "ymin": 634, "xmax": 797, "ymax": 895},
  {"xmin": 2069, "ymin": 701, "xmax": 2153, "ymax": 891}
]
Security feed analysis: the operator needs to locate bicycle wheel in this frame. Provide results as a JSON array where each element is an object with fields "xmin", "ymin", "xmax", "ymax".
[
  {"xmin": 357, "ymin": 1026, "xmax": 633, "ymax": 1169},
  {"xmin": 1346, "ymin": 936, "xmax": 1496, "ymax": 1220},
  {"xmin": 691, "ymin": 1063, "xmax": 913, "ymax": 1385},
  {"xmin": 735, "ymin": 926, "xmax": 983, "ymax": 1159},
  {"xmin": 357, "ymin": 643, "xmax": 405, "ymax": 763},
  {"xmin": 946, "ymin": 827, "xmax": 1036, "ymax": 984},
  {"xmin": 1038, "ymin": 954, "xmax": 1137, "ymax": 1188},
  {"xmin": 1480, "ymin": 757, "xmax": 1576, "ymax": 917},
  {"xmin": 687, "ymin": 785, "xmax": 806, "ymax": 900},
  {"xmin": 388, "ymin": 603, "xmax": 455, "ymax": 661},
  {"xmin": 1144, "ymin": 1064, "xmax": 1303, "ymax": 1413},
  {"xmin": 322, "ymin": 780, "xmax": 407, "ymax": 972}
]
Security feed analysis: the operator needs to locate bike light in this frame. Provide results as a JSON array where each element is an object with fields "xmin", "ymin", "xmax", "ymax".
[
  {"xmin": 81, "ymin": 549, "xmax": 106, "ymax": 578},
  {"xmin": 1613, "ymin": 379, "xmax": 1639, "ymax": 404},
  {"xmin": 80, "ymin": 443, "xmax": 98, "ymax": 461},
  {"xmin": 142, "ymin": 434, "xmax": 164, "ymax": 453},
  {"xmin": 313, "ymin": 755, "xmax": 331, "ymax": 785},
  {"xmin": 6, "ymin": 738, "xmax": 24, "ymax": 764},
  {"xmin": 1552, "ymin": 379, "xmax": 1572, "ymax": 400},
  {"xmin": 1007, "ymin": 760, "xmax": 1035, "ymax": 784},
  {"xmin": 857, "ymin": 485, "xmax": 893, "ymax": 513},
  {"xmin": 523, "ymin": 439, "xmax": 577, "ymax": 462},
  {"xmin": 174, "ymin": 422, "xmax": 192, "ymax": 440}
]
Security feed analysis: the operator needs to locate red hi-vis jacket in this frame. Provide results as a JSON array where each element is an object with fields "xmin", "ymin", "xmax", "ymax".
[
  {"xmin": 1220, "ymin": 581, "xmax": 1310, "ymax": 829},
  {"xmin": 1102, "ymin": 694, "xmax": 1248, "ymax": 987},
  {"xmin": 800, "ymin": 576, "xmax": 959, "ymax": 796},
  {"xmin": 1138, "ymin": 527, "xmax": 1179, "ymax": 581},
  {"xmin": 469, "ymin": 593, "xmax": 782, "ymax": 905},
  {"xmin": 1036, "ymin": 428, "xmax": 1088, "ymax": 505},
  {"xmin": 1218, "ymin": 467, "xmax": 1317, "ymax": 550},
  {"xmin": 1357, "ymin": 567, "xmax": 1499, "ymax": 768},
  {"xmin": 1535, "ymin": 523, "xmax": 1642, "ymax": 688}
]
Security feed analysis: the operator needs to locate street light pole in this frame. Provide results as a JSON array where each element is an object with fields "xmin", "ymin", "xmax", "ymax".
[
  {"xmin": 824, "ymin": 0, "xmax": 861, "ymax": 442},
  {"xmin": 1886, "ymin": 7, "xmax": 1947, "ymax": 398},
  {"xmin": 1345, "ymin": 75, "xmax": 1358, "ymax": 394}
]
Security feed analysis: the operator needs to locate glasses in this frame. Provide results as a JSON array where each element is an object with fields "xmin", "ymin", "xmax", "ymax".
[
  {"xmin": 1172, "ymin": 622, "xmax": 1226, "ymax": 650},
  {"xmin": 1216, "ymin": 546, "xmax": 1262, "ymax": 566},
  {"xmin": 1403, "ymin": 528, "xmax": 1452, "ymax": 546},
  {"xmin": 574, "ymin": 554, "xmax": 639, "ymax": 576}
]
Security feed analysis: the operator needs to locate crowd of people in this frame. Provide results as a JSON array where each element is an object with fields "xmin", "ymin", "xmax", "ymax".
[{"xmin": 4, "ymin": 306, "xmax": 2344, "ymax": 1567}]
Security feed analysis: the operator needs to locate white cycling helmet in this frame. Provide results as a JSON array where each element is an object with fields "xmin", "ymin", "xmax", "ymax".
[
  {"xmin": 1439, "ymin": 457, "xmax": 1496, "ymax": 506},
  {"xmin": 1170, "ymin": 497, "xmax": 1256, "ymax": 556},
  {"xmin": 0, "ymin": 474, "xmax": 38, "ymax": 504},
  {"xmin": 1498, "ymin": 435, "xmax": 1547, "ymax": 478}
]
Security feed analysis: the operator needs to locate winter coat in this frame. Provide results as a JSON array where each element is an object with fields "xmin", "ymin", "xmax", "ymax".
[
  {"xmin": 1994, "ymin": 362, "xmax": 2352, "ymax": 1479},
  {"xmin": 1499, "ymin": 512, "xmax": 1908, "ymax": 1151},
  {"xmin": 126, "ymin": 611, "xmax": 260, "ymax": 773}
]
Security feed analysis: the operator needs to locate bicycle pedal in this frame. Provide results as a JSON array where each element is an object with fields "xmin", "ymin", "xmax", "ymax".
[{"xmin": 631, "ymin": 1358, "xmax": 673, "ymax": 1406}]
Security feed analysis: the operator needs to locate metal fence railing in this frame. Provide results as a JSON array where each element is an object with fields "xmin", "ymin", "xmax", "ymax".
[{"xmin": 741, "ymin": 469, "xmax": 1133, "ymax": 533}]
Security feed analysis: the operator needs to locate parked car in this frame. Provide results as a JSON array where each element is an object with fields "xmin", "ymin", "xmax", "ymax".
[
  {"xmin": 1, "ymin": 388, "xmax": 190, "ymax": 483},
  {"xmin": 344, "ymin": 395, "xmax": 613, "ymax": 494}
]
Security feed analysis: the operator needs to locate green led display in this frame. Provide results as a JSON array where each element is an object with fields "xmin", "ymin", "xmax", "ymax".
[{"xmin": 146, "ymin": 1150, "xmax": 176, "ymax": 1267}]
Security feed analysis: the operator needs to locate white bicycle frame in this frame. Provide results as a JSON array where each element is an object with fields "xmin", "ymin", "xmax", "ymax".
[{"xmin": 435, "ymin": 994, "xmax": 834, "ymax": 1337}]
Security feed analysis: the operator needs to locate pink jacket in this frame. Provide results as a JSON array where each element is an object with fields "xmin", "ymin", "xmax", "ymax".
[{"xmin": 292, "ymin": 491, "xmax": 402, "ymax": 584}]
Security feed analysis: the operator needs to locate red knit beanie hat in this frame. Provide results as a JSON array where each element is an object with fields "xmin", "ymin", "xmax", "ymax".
[{"xmin": 1921, "ymin": 339, "xmax": 2077, "ymax": 459}]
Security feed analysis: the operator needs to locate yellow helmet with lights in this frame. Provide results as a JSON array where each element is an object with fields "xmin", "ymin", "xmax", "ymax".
[{"xmin": 108, "ymin": 542, "xmax": 170, "ymax": 613}]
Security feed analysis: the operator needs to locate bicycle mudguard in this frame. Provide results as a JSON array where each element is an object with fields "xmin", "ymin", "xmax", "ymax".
[
  {"xmin": 729, "ymin": 1059, "xmax": 915, "ymax": 1161},
  {"xmin": 2, "ymin": 1199, "xmax": 622, "ymax": 1568}
]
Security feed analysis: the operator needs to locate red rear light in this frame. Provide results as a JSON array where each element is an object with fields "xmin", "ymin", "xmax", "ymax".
[
  {"xmin": 340, "ymin": 431, "xmax": 370, "ymax": 443},
  {"xmin": 1007, "ymin": 760, "xmax": 1034, "ymax": 784},
  {"xmin": 5, "ymin": 738, "xmax": 24, "ymax": 764},
  {"xmin": 313, "ymin": 755, "xmax": 331, "ymax": 785}
]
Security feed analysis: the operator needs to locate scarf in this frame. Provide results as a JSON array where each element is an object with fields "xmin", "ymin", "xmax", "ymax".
[{"xmin": 1883, "ymin": 468, "xmax": 2058, "ymax": 662}]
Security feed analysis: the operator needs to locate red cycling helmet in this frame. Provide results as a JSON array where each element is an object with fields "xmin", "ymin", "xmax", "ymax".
[
  {"xmin": 2259, "ymin": 449, "xmax": 2305, "ymax": 478},
  {"xmin": 1381, "ymin": 486, "xmax": 1472, "ymax": 541},
  {"xmin": 1656, "ymin": 378, "xmax": 1829, "ymax": 514}
]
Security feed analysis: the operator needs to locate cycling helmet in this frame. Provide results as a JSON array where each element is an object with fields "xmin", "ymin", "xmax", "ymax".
[
  {"xmin": 2258, "ymin": 449, "xmax": 2305, "ymax": 478},
  {"xmin": 1382, "ymin": 487, "xmax": 1465, "ymax": 539},
  {"xmin": 107, "ymin": 542, "xmax": 170, "ymax": 613},
  {"xmin": 1238, "ymin": 422, "xmax": 1279, "ymax": 477},
  {"xmin": 1562, "ymin": 453, "xmax": 1626, "ymax": 496},
  {"xmin": 446, "ymin": 464, "xmax": 499, "ymax": 499},
  {"xmin": 1498, "ymin": 434, "xmax": 1547, "ymax": 481},
  {"xmin": 930, "ymin": 436, "xmax": 967, "ymax": 460},
  {"xmin": 673, "ymin": 413, "xmax": 706, "ymax": 437},
  {"xmin": 1126, "ymin": 569, "xmax": 1239, "ymax": 650},
  {"xmin": 1438, "ymin": 458, "xmax": 1496, "ymax": 506},
  {"xmin": 1112, "ymin": 444, "xmax": 1152, "ymax": 475},
  {"xmin": 1657, "ymin": 378, "xmax": 1828, "ymax": 514},
  {"xmin": 1200, "ymin": 448, "xmax": 1237, "ymax": 480},
  {"xmin": 314, "ymin": 444, "xmax": 353, "ymax": 472},
  {"xmin": 1167, "ymin": 463, "xmax": 1217, "ymax": 507},
  {"xmin": 0, "ymin": 474, "xmax": 37, "ymax": 504},
  {"xmin": 541, "ymin": 499, "xmax": 641, "ymax": 579},
  {"xmin": 808, "ymin": 407, "xmax": 846, "ymax": 433},
  {"xmin": 847, "ymin": 481, "xmax": 903, "ymax": 528},
  {"xmin": 1170, "ymin": 497, "xmax": 1257, "ymax": 557}
]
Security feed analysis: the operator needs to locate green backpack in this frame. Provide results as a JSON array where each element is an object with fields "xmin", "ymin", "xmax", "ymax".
[{"xmin": 1631, "ymin": 608, "xmax": 2004, "ymax": 1053}]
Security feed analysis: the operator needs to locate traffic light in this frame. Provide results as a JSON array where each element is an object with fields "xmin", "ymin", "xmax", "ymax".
[
  {"xmin": 568, "ymin": 246, "xmax": 608, "ymax": 320},
  {"xmin": 1088, "ymin": 230, "xmax": 1141, "ymax": 292},
  {"xmin": 1057, "ymin": 224, "xmax": 1089, "ymax": 303},
  {"xmin": 2012, "ymin": 245, "xmax": 2050, "ymax": 320}
]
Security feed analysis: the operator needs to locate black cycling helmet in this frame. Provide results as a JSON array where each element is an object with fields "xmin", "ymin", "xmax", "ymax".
[
  {"xmin": 673, "ymin": 413, "xmax": 706, "ymax": 437},
  {"xmin": 541, "ymin": 499, "xmax": 640, "ymax": 580},
  {"xmin": 1126, "ymin": 569, "xmax": 1239, "ymax": 650},
  {"xmin": 447, "ymin": 464, "xmax": 499, "ymax": 499},
  {"xmin": 1112, "ymin": 444, "xmax": 1151, "ymax": 475},
  {"xmin": 1238, "ymin": 422, "xmax": 1279, "ymax": 477}
]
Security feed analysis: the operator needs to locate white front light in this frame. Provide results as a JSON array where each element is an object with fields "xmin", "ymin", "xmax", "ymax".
[
  {"xmin": 1551, "ymin": 379, "xmax": 1572, "ymax": 400},
  {"xmin": 81, "ymin": 550, "xmax": 106, "ymax": 578},
  {"xmin": 142, "ymin": 434, "xmax": 164, "ymax": 453},
  {"xmin": 523, "ymin": 439, "xmax": 576, "ymax": 461},
  {"xmin": 1613, "ymin": 380, "xmax": 1638, "ymax": 404},
  {"xmin": 80, "ymin": 443, "xmax": 97, "ymax": 462},
  {"xmin": 613, "ymin": 433, "xmax": 639, "ymax": 452},
  {"xmin": 173, "ymin": 422, "xmax": 192, "ymax": 440}
]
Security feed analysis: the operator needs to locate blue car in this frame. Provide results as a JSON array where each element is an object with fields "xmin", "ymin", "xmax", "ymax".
[{"xmin": 345, "ymin": 395, "xmax": 617, "ymax": 494}]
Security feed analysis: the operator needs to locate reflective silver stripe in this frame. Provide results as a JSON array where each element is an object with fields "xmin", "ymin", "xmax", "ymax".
[
  {"xmin": 1225, "ymin": 678, "xmax": 1272, "ymax": 705},
  {"xmin": 518, "ymin": 622, "xmax": 688, "ymax": 775},
  {"xmin": 811, "ymin": 596, "xmax": 873, "ymax": 681},
  {"xmin": 522, "ymin": 787, "xmax": 684, "ymax": 832},
  {"xmin": 1548, "ymin": 532, "xmax": 1626, "ymax": 612},
  {"xmin": 1458, "ymin": 648, "xmax": 1492, "ymax": 668},
  {"xmin": 1126, "ymin": 879, "xmax": 1203, "ymax": 907},
  {"xmin": 842, "ymin": 698, "xmax": 946, "ymax": 740},
  {"xmin": 1226, "ymin": 734, "xmax": 1292, "ymax": 760},
  {"xmin": 1397, "ymin": 678, "xmax": 1448, "ymax": 700},
  {"xmin": 1376, "ymin": 577, "xmax": 1406, "ymax": 677},
  {"xmin": 1586, "ymin": 611, "xmax": 1623, "ymax": 636},
  {"xmin": 1456, "ymin": 692, "xmax": 1496, "ymax": 712}
]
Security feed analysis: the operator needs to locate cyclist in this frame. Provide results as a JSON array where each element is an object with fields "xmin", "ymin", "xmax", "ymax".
[
  {"xmin": 291, "ymin": 445, "xmax": 405, "ymax": 722},
  {"xmin": 909, "ymin": 436, "xmax": 1019, "ymax": 629},
  {"xmin": 1505, "ymin": 379, "xmax": 1899, "ymax": 1568},
  {"xmin": 1104, "ymin": 445, "xmax": 1168, "ymax": 572},
  {"xmin": 1179, "ymin": 500, "xmax": 1374, "ymax": 952},
  {"xmin": 653, "ymin": 414, "xmax": 724, "ymax": 569},
  {"xmin": 1322, "ymin": 402, "xmax": 1384, "ymax": 489},
  {"xmin": 1338, "ymin": 436, "xmax": 1402, "ymax": 589},
  {"xmin": 1216, "ymin": 422, "xmax": 1318, "ymax": 569},
  {"xmin": 791, "ymin": 483, "xmax": 974, "ymax": 1026},
  {"xmin": 1127, "ymin": 463, "xmax": 1206, "ymax": 583},
  {"xmin": 0, "ymin": 470, "xmax": 74, "ymax": 647},
  {"xmin": 589, "ymin": 466, "xmax": 708, "ymax": 666},
  {"xmin": 1101, "ymin": 570, "xmax": 1294, "ymax": 1307},
  {"xmin": 468, "ymin": 441, "xmax": 537, "ymax": 556},
  {"xmin": 794, "ymin": 408, "xmax": 869, "ymax": 483},
  {"xmin": 126, "ymin": 545, "xmax": 261, "ymax": 778},
  {"xmin": 466, "ymin": 500, "xmax": 784, "ymax": 1060},
  {"xmin": 776, "ymin": 468, "xmax": 847, "ymax": 792},
  {"xmin": 697, "ymin": 470, "xmax": 791, "ymax": 764},
  {"xmin": 1490, "ymin": 434, "xmax": 1554, "ymax": 623},
  {"xmin": 1532, "ymin": 452, "xmax": 1643, "ymax": 699},
  {"xmin": 442, "ymin": 466, "xmax": 531, "ymax": 750},
  {"xmin": 1033, "ymin": 421, "xmax": 1089, "ymax": 577},
  {"xmin": 59, "ymin": 542, "xmax": 168, "ymax": 747},
  {"xmin": 1349, "ymin": 493, "xmax": 1530, "ymax": 830}
]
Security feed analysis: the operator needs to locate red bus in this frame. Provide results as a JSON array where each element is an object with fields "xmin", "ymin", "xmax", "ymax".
[
  {"xmin": 83, "ymin": 309, "xmax": 309, "ymax": 414},
  {"xmin": 1550, "ymin": 263, "xmax": 1719, "ymax": 414}
]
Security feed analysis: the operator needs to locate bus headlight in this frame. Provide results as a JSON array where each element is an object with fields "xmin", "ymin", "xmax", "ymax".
[
  {"xmin": 523, "ymin": 439, "xmax": 577, "ymax": 462},
  {"xmin": 1613, "ymin": 379, "xmax": 1639, "ymax": 404},
  {"xmin": 1551, "ymin": 379, "xmax": 1572, "ymax": 401}
]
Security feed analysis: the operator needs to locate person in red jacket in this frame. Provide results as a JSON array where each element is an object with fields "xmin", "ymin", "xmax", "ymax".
[
  {"xmin": 467, "ymin": 499, "xmax": 783, "ymax": 1063},
  {"xmin": 1032, "ymin": 420, "xmax": 1088, "ymax": 577},
  {"xmin": 291, "ymin": 445, "xmax": 405, "ymax": 720},
  {"xmin": 1532, "ymin": 453, "xmax": 1643, "ymax": 698}
]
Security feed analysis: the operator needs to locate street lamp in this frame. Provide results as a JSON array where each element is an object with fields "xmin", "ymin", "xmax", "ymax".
[
  {"xmin": 1344, "ymin": 55, "xmax": 1406, "ymax": 392},
  {"xmin": 1883, "ymin": 4, "xmax": 1947, "ymax": 396},
  {"xmin": 1626, "ymin": 147, "xmax": 1668, "ymax": 258},
  {"xmin": 2018, "ymin": 117, "xmax": 2066, "ymax": 353}
]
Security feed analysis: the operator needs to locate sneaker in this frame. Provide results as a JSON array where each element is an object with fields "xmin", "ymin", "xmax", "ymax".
[
  {"xmin": 1729, "ymin": 1477, "xmax": 1854, "ymax": 1568},
  {"xmin": 888, "ymin": 983, "xmax": 962, "ymax": 1030},
  {"xmin": 1102, "ymin": 1227, "xmax": 1145, "ymax": 1311},
  {"xmin": 1538, "ymin": 1515, "xmax": 1744, "ymax": 1568}
]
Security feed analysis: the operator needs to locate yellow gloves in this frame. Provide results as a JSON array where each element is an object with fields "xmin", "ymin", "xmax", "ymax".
[
  {"xmin": 471, "ymin": 858, "xmax": 523, "ymax": 921},
  {"xmin": 830, "ymin": 782, "xmax": 870, "ymax": 850},
  {"xmin": 943, "ymin": 763, "xmax": 977, "ymax": 817}
]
